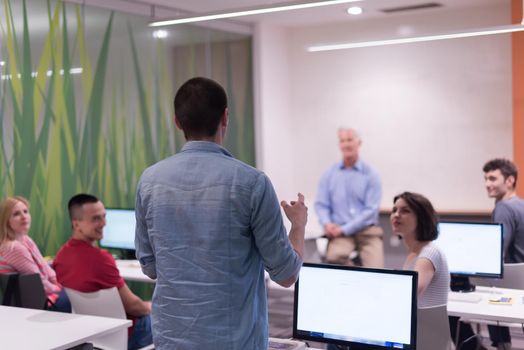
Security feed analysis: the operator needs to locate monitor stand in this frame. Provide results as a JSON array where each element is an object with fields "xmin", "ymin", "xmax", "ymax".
[{"xmin": 450, "ymin": 275, "xmax": 475, "ymax": 292}]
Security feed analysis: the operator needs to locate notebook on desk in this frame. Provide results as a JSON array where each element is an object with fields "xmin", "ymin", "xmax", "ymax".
[{"xmin": 268, "ymin": 337, "xmax": 306, "ymax": 350}]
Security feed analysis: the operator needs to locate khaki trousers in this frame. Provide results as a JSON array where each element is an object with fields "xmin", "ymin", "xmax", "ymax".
[{"xmin": 325, "ymin": 225, "xmax": 384, "ymax": 268}]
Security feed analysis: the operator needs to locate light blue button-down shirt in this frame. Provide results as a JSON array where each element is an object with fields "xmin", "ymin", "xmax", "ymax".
[
  {"xmin": 314, "ymin": 159, "xmax": 381, "ymax": 236},
  {"xmin": 135, "ymin": 141, "xmax": 302, "ymax": 350}
]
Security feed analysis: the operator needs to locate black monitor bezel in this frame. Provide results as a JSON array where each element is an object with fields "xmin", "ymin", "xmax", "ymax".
[
  {"xmin": 437, "ymin": 221, "xmax": 504, "ymax": 279},
  {"xmin": 99, "ymin": 207, "xmax": 136, "ymax": 252},
  {"xmin": 293, "ymin": 263, "xmax": 418, "ymax": 349}
]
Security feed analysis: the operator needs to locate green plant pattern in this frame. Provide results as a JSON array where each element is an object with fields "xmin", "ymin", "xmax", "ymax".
[{"xmin": 0, "ymin": 0, "xmax": 255, "ymax": 258}]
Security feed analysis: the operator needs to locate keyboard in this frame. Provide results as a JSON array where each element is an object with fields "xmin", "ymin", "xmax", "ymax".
[
  {"xmin": 448, "ymin": 292, "xmax": 482, "ymax": 303},
  {"xmin": 475, "ymin": 288, "xmax": 503, "ymax": 295},
  {"xmin": 116, "ymin": 260, "xmax": 140, "ymax": 268},
  {"xmin": 268, "ymin": 338, "xmax": 306, "ymax": 350}
]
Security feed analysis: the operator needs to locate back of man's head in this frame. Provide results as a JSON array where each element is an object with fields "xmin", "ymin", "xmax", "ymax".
[
  {"xmin": 483, "ymin": 158, "xmax": 518, "ymax": 187},
  {"xmin": 68, "ymin": 193, "xmax": 100, "ymax": 222},
  {"xmin": 174, "ymin": 77, "xmax": 228, "ymax": 140}
]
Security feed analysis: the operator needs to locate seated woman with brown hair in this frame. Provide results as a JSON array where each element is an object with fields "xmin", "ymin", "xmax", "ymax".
[
  {"xmin": 0, "ymin": 196, "xmax": 70, "ymax": 312},
  {"xmin": 390, "ymin": 191, "xmax": 450, "ymax": 307}
]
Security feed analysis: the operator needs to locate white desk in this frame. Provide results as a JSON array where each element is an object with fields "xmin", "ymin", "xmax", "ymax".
[
  {"xmin": 448, "ymin": 286, "xmax": 524, "ymax": 324},
  {"xmin": 116, "ymin": 259, "xmax": 155, "ymax": 283},
  {"xmin": 0, "ymin": 305, "xmax": 131, "ymax": 350}
]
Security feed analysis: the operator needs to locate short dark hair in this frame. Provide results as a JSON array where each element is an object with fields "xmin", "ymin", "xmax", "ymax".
[
  {"xmin": 393, "ymin": 192, "xmax": 438, "ymax": 242},
  {"xmin": 174, "ymin": 77, "xmax": 228, "ymax": 139},
  {"xmin": 68, "ymin": 193, "xmax": 99, "ymax": 221},
  {"xmin": 483, "ymin": 158, "xmax": 518, "ymax": 187}
]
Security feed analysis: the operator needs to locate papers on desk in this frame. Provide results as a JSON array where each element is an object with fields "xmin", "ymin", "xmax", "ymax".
[
  {"xmin": 116, "ymin": 259, "xmax": 156, "ymax": 283},
  {"xmin": 488, "ymin": 297, "xmax": 513, "ymax": 305},
  {"xmin": 124, "ymin": 260, "xmax": 140, "ymax": 268}
]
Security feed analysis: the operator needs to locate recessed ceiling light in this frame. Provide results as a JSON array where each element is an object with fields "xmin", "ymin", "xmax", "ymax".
[
  {"xmin": 153, "ymin": 30, "xmax": 168, "ymax": 39},
  {"xmin": 0, "ymin": 61, "xmax": 5, "ymax": 66},
  {"xmin": 347, "ymin": 6, "xmax": 363, "ymax": 15}
]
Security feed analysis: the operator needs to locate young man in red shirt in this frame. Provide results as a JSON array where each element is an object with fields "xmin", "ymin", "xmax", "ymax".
[{"xmin": 53, "ymin": 193, "xmax": 152, "ymax": 350}]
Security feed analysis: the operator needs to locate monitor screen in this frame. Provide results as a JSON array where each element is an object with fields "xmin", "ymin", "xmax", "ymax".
[
  {"xmin": 435, "ymin": 221, "xmax": 503, "ymax": 278},
  {"xmin": 293, "ymin": 263, "xmax": 418, "ymax": 349},
  {"xmin": 100, "ymin": 208, "xmax": 136, "ymax": 251}
]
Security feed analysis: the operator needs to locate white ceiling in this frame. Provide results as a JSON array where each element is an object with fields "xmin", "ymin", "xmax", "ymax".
[{"xmin": 123, "ymin": 0, "xmax": 506, "ymax": 27}]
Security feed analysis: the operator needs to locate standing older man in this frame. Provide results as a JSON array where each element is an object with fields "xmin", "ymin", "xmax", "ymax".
[{"xmin": 315, "ymin": 128, "xmax": 383, "ymax": 267}]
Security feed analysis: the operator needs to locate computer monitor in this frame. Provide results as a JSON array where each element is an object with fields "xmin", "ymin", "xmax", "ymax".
[
  {"xmin": 435, "ymin": 221, "xmax": 503, "ymax": 291},
  {"xmin": 293, "ymin": 263, "xmax": 418, "ymax": 349},
  {"xmin": 100, "ymin": 208, "xmax": 136, "ymax": 258}
]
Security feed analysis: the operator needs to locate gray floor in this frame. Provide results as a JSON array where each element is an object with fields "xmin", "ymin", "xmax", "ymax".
[
  {"xmin": 267, "ymin": 242, "xmax": 524, "ymax": 349},
  {"xmin": 475, "ymin": 326, "xmax": 524, "ymax": 350}
]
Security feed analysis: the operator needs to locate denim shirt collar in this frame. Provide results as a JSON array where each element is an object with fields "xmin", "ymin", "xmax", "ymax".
[{"xmin": 181, "ymin": 141, "xmax": 233, "ymax": 158}]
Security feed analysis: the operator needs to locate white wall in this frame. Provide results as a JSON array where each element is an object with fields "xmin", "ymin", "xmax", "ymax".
[
  {"xmin": 253, "ymin": 22, "xmax": 295, "ymax": 199},
  {"xmin": 255, "ymin": 1, "xmax": 512, "ymax": 214}
]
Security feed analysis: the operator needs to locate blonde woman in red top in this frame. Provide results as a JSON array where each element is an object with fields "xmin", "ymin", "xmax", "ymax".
[{"xmin": 0, "ymin": 196, "xmax": 70, "ymax": 312}]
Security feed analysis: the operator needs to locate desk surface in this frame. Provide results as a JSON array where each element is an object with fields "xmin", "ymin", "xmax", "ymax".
[
  {"xmin": 116, "ymin": 259, "xmax": 156, "ymax": 283},
  {"xmin": 448, "ymin": 286, "xmax": 524, "ymax": 323},
  {"xmin": 0, "ymin": 305, "xmax": 131, "ymax": 350}
]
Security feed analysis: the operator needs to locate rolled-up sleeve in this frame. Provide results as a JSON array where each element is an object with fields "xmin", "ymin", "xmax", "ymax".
[{"xmin": 250, "ymin": 173, "xmax": 302, "ymax": 283}]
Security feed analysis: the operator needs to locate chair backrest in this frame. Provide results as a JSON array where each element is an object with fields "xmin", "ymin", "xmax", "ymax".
[
  {"xmin": 65, "ymin": 287, "xmax": 128, "ymax": 350},
  {"xmin": 472, "ymin": 263, "xmax": 524, "ymax": 289},
  {"xmin": 18, "ymin": 273, "xmax": 48, "ymax": 309},
  {"xmin": 417, "ymin": 304, "xmax": 454, "ymax": 350},
  {"xmin": 65, "ymin": 287, "xmax": 126, "ymax": 319},
  {"xmin": 0, "ymin": 273, "xmax": 20, "ymax": 306},
  {"xmin": 0, "ymin": 272, "xmax": 47, "ymax": 309}
]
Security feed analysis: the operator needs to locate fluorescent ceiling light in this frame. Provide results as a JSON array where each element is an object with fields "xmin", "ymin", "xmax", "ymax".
[
  {"xmin": 346, "ymin": 6, "xmax": 363, "ymax": 15},
  {"xmin": 308, "ymin": 24, "xmax": 524, "ymax": 52},
  {"xmin": 150, "ymin": 0, "xmax": 362, "ymax": 27}
]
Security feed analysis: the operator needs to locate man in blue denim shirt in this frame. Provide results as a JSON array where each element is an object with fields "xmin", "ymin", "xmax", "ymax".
[{"xmin": 135, "ymin": 77, "xmax": 306, "ymax": 350}]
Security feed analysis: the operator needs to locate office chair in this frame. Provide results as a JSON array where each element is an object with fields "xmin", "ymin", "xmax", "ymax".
[
  {"xmin": 0, "ymin": 272, "xmax": 20, "ymax": 306},
  {"xmin": 65, "ymin": 287, "xmax": 154, "ymax": 350},
  {"xmin": 0, "ymin": 272, "xmax": 47, "ymax": 309},
  {"xmin": 65, "ymin": 287, "xmax": 127, "ymax": 350},
  {"xmin": 418, "ymin": 304, "xmax": 455, "ymax": 350},
  {"xmin": 471, "ymin": 263, "xmax": 524, "ymax": 289},
  {"xmin": 18, "ymin": 273, "xmax": 48, "ymax": 309}
]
